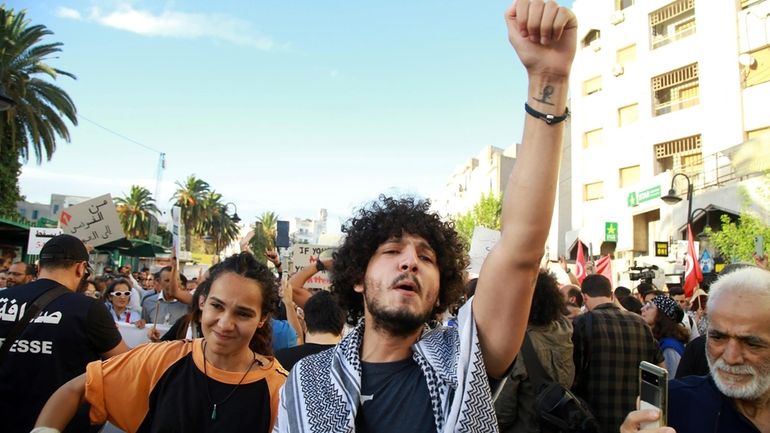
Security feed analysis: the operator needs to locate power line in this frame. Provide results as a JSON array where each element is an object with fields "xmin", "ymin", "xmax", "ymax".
[{"xmin": 78, "ymin": 114, "xmax": 163, "ymax": 154}]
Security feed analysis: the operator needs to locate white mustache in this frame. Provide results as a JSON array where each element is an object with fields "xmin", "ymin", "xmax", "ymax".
[{"xmin": 712, "ymin": 358, "xmax": 755, "ymax": 376}]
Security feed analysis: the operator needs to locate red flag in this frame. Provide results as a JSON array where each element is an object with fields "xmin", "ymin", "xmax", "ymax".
[
  {"xmin": 575, "ymin": 239, "xmax": 587, "ymax": 284},
  {"xmin": 595, "ymin": 255, "xmax": 613, "ymax": 288},
  {"xmin": 683, "ymin": 224, "xmax": 703, "ymax": 297}
]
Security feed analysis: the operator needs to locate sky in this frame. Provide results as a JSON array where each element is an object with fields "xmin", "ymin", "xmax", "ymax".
[{"xmin": 12, "ymin": 0, "xmax": 574, "ymax": 233}]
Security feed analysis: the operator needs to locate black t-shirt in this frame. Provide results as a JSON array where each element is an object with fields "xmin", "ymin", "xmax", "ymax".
[
  {"xmin": 0, "ymin": 278, "xmax": 122, "ymax": 433},
  {"xmin": 355, "ymin": 357, "xmax": 435, "ymax": 433},
  {"xmin": 275, "ymin": 343, "xmax": 335, "ymax": 371}
]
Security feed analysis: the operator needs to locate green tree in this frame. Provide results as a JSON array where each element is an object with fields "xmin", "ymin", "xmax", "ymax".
[
  {"xmin": 114, "ymin": 185, "xmax": 160, "ymax": 240},
  {"xmin": 171, "ymin": 175, "xmax": 210, "ymax": 250},
  {"xmin": 248, "ymin": 211, "xmax": 279, "ymax": 263},
  {"xmin": 199, "ymin": 191, "xmax": 239, "ymax": 254},
  {"xmin": 0, "ymin": 7, "xmax": 77, "ymax": 216},
  {"xmin": 452, "ymin": 193, "xmax": 503, "ymax": 247},
  {"xmin": 707, "ymin": 213, "xmax": 770, "ymax": 263}
]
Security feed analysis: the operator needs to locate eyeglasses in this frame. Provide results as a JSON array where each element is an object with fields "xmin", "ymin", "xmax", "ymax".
[
  {"xmin": 110, "ymin": 291, "xmax": 132, "ymax": 297},
  {"xmin": 641, "ymin": 301, "xmax": 655, "ymax": 311}
]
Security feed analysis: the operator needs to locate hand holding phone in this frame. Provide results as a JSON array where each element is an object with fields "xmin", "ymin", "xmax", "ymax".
[{"xmin": 639, "ymin": 361, "xmax": 668, "ymax": 429}]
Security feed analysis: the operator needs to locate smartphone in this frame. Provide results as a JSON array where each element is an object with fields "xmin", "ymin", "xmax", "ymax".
[
  {"xmin": 755, "ymin": 235, "xmax": 765, "ymax": 258},
  {"xmin": 639, "ymin": 361, "xmax": 668, "ymax": 428}
]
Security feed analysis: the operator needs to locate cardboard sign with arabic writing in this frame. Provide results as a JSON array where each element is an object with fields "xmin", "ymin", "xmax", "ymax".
[
  {"xmin": 59, "ymin": 194, "xmax": 125, "ymax": 247},
  {"xmin": 27, "ymin": 227, "xmax": 64, "ymax": 255}
]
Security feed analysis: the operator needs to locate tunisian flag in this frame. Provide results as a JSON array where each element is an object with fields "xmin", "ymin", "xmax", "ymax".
[
  {"xmin": 575, "ymin": 239, "xmax": 587, "ymax": 284},
  {"xmin": 683, "ymin": 224, "xmax": 703, "ymax": 297},
  {"xmin": 595, "ymin": 255, "xmax": 614, "ymax": 288}
]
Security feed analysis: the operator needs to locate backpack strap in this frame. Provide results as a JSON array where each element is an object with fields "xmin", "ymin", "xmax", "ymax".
[
  {"xmin": 520, "ymin": 331, "xmax": 554, "ymax": 390},
  {"xmin": 0, "ymin": 284, "xmax": 70, "ymax": 365}
]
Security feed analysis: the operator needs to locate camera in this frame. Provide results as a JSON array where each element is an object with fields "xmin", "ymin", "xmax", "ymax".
[{"xmin": 628, "ymin": 265, "xmax": 658, "ymax": 283}]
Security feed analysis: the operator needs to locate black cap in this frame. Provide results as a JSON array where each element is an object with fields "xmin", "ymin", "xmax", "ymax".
[{"xmin": 39, "ymin": 234, "xmax": 90, "ymax": 262}]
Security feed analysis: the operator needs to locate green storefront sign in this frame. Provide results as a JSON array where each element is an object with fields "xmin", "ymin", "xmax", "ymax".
[
  {"xmin": 627, "ymin": 185, "xmax": 661, "ymax": 207},
  {"xmin": 605, "ymin": 222, "xmax": 618, "ymax": 242}
]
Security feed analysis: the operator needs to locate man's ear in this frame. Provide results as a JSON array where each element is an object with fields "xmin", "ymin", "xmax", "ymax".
[{"xmin": 354, "ymin": 282, "xmax": 364, "ymax": 294}]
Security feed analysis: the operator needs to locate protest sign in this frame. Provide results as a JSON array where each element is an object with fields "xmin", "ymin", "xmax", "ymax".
[
  {"xmin": 291, "ymin": 244, "xmax": 336, "ymax": 290},
  {"xmin": 469, "ymin": 226, "xmax": 501, "ymax": 275},
  {"xmin": 27, "ymin": 228, "xmax": 64, "ymax": 255},
  {"xmin": 58, "ymin": 194, "xmax": 124, "ymax": 247}
]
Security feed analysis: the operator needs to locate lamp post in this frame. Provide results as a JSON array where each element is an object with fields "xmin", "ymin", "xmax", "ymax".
[{"xmin": 660, "ymin": 172, "xmax": 693, "ymax": 234}]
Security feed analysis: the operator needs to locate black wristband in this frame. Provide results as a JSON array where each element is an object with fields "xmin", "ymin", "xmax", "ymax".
[
  {"xmin": 525, "ymin": 102, "xmax": 570, "ymax": 125},
  {"xmin": 316, "ymin": 260, "xmax": 325, "ymax": 272}
]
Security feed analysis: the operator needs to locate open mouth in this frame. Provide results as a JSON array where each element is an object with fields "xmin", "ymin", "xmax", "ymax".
[{"xmin": 392, "ymin": 275, "xmax": 420, "ymax": 295}]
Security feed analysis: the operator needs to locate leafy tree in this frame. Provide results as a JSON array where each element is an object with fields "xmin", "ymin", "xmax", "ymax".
[
  {"xmin": 0, "ymin": 7, "xmax": 77, "ymax": 215},
  {"xmin": 705, "ymin": 176, "xmax": 770, "ymax": 263},
  {"xmin": 114, "ymin": 185, "xmax": 160, "ymax": 240},
  {"xmin": 452, "ymin": 193, "xmax": 502, "ymax": 247},
  {"xmin": 199, "ymin": 190, "xmax": 239, "ymax": 254},
  {"xmin": 171, "ymin": 175, "xmax": 210, "ymax": 250},
  {"xmin": 256, "ymin": 211, "xmax": 279, "ymax": 250}
]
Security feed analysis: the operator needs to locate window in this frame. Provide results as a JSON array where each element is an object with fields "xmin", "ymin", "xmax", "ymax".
[
  {"xmin": 747, "ymin": 126, "xmax": 770, "ymax": 139},
  {"xmin": 616, "ymin": 0, "xmax": 634, "ymax": 10},
  {"xmin": 584, "ymin": 182, "xmax": 604, "ymax": 201},
  {"xmin": 583, "ymin": 128, "xmax": 603, "ymax": 149},
  {"xmin": 32, "ymin": 210, "xmax": 39, "ymax": 220},
  {"xmin": 742, "ymin": 46, "xmax": 770, "ymax": 88},
  {"xmin": 53, "ymin": 204, "xmax": 60, "ymax": 214},
  {"xmin": 582, "ymin": 29, "xmax": 601, "ymax": 49},
  {"xmin": 654, "ymin": 134, "xmax": 703, "ymax": 180},
  {"xmin": 652, "ymin": 63, "xmax": 699, "ymax": 116},
  {"xmin": 617, "ymin": 44, "xmax": 636, "ymax": 67},
  {"xmin": 742, "ymin": 0, "xmax": 764, "ymax": 9},
  {"xmin": 583, "ymin": 76, "xmax": 602, "ymax": 95},
  {"xmin": 650, "ymin": 0, "xmax": 696, "ymax": 49},
  {"xmin": 620, "ymin": 165, "xmax": 641, "ymax": 188},
  {"xmin": 618, "ymin": 103, "xmax": 639, "ymax": 126}
]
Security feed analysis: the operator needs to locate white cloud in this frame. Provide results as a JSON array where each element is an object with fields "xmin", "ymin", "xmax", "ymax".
[
  {"xmin": 55, "ymin": 6, "xmax": 82, "ymax": 20},
  {"xmin": 58, "ymin": 4, "xmax": 277, "ymax": 51}
]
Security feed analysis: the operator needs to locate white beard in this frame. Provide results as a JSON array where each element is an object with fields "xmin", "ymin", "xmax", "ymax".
[{"xmin": 707, "ymin": 354, "xmax": 770, "ymax": 400}]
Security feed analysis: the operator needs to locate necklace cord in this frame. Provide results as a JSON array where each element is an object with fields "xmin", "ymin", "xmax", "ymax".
[{"xmin": 202, "ymin": 340, "xmax": 259, "ymax": 421}]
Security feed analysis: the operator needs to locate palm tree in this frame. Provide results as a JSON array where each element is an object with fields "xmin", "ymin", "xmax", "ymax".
[
  {"xmin": 200, "ymin": 191, "xmax": 239, "ymax": 254},
  {"xmin": 257, "ymin": 211, "xmax": 279, "ymax": 250},
  {"xmin": 171, "ymin": 175, "xmax": 210, "ymax": 250},
  {"xmin": 0, "ymin": 7, "xmax": 77, "ymax": 216},
  {"xmin": 114, "ymin": 185, "xmax": 160, "ymax": 239}
]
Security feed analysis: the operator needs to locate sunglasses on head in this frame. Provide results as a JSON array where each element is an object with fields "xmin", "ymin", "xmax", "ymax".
[{"xmin": 110, "ymin": 291, "xmax": 131, "ymax": 297}]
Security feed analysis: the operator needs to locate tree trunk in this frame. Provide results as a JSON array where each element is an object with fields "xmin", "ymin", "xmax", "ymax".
[{"xmin": 0, "ymin": 143, "xmax": 22, "ymax": 217}]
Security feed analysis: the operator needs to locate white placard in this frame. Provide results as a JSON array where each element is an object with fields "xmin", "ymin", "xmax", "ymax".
[
  {"xmin": 116, "ymin": 322, "xmax": 171, "ymax": 348},
  {"xmin": 291, "ymin": 244, "xmax": 336, "ymax": 289},
  {"xmin": 58, "ymin": 194, "xmax": 124, "ymax": 247},
  {"xmin": 26, "ymin": 228, "xmax": 64, "ymax": 255},
  {"xmin": 469, "ymin": 226, "xmax": 501, "ymax": 275},
  {"xmin": 171, "ymin": 206, "xmax": 182, "ymax": 257}
]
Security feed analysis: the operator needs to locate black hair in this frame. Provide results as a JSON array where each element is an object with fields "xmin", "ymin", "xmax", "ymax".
[
  {"xmin": 103, "ymin": 278, "xmax": 132, "ymax": 301},
  {"xmin": 668, "ymin": 286, "xmax": 685, "ymax": 297},
  {"xmin": 196, "ymin": 252, "xmax": 279, "ymax": 355},
  {"xmin": 332, "ymin": 196, "xmax": 469, "ymax": 325},
  {"xmin": 179, "ymin": 273, "xmax": 188, "ymax": 286},
  {"xmin": 582, "ymin": 274, "xmax": 613, "ymax": 298},
  {"xmin": 636, "ymin": 282, "xmax": 655, "ymax": 297},
  {"xmin": 529, "ymin": 271, "xmax": 567, "ymax": 326},
  {"xmin": 651, "ymin": 307, "xmax": 689, "ymax": 344},
  {"xmin": 567, "ymin": 287, "xmax": 584, "ymax": 307},
  {"xmin": 304, "ymin": 291, "xmax": 345, "ymax": 335},
  {"xmin": 614, "ymin": 286, "xmax": 631, "ymax": 299},
  {"xmin": 620, "ymin": 296, "xmax": 643, "ymax": 314}
]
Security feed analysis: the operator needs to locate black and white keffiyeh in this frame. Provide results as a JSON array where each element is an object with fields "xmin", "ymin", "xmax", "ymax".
[{"xmin": 274, "ymin": 298, "xmax": 498, "ymax": 433}]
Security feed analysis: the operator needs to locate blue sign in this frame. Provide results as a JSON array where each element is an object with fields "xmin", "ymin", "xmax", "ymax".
[{"xmin": 700, "ymin": 249, "xmax": 714, "ymax": 273}]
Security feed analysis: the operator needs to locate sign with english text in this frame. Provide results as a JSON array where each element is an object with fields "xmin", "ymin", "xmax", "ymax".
[{"xmin": 291, "ymin": 244, "xmax": 336, "ymax": 290}]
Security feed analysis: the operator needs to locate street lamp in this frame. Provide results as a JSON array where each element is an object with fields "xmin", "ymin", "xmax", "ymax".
[
  {"xmin": 660, "ymin": 172, "xmax": 693, "ymax": 230},
  {"xmin": 224, "ymin": 202, "xmax": 241, "ymax": 224}
]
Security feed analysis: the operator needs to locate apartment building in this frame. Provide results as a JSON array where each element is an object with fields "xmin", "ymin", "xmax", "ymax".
[{"xmin": 569, "ymin": 0, "xmax": 770, "ymax": 283}]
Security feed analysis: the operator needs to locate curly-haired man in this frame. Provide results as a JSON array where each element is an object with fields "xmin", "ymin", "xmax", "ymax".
[{"xmin": 276, "ymin": 1, "xmax": 577, "ymax": 432}]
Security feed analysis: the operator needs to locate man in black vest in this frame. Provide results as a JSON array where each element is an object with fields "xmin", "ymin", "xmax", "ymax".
[{"xmin": 0, "ymin": 234, "xmax": 129, "ymax": 433}]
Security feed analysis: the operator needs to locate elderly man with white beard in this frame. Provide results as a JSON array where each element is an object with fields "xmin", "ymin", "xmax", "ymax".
[{"xmin": 620, "ymin": 266, "xmax": 770, "ymax": 433}]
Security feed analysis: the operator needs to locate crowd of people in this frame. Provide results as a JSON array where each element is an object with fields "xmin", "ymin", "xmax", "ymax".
[{"xmin": 1, "ymin": 1, "xmax": 769, "ymax": 433}]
